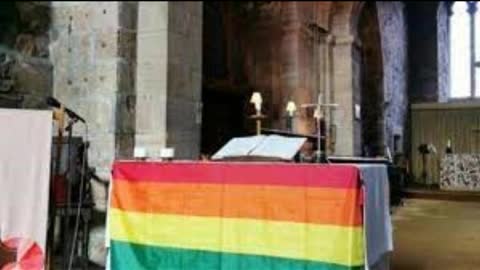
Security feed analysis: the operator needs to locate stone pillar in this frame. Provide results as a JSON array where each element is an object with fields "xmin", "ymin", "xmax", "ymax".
[
  {"xmin": 467, "ymin": 1, "xmax": 477, "ymax": 97},
  {"xmin": 294, "ymin": 24, "xmax": 316, "ymax": 135},
  {"xmin": 50, "ymin": 2, "xmax": 137, "ymax": 210},
  {"xmin": 135, "ymin": 2, "xmax": 169, "ymax": 156},
  {"xmin": 135, "ymin": 2, "xmax": 202, "ymax": 159},
  {"xmin": 331, "ymin": 35, "xmax": 357, "ymax": 156},
  {"xmin": 318, "ymin": 33, "xmax": 337, "ymax": 154},
  {"xmin": 166, "ymin": 2, "xmax": 203, "ymax": 159},
  {"xmin": 276, "ymin": 6, "xmax": 301, "ymax": 132},
  {"xmin": 438, "ymin": 2, "xmax": 450, "ymax": 102},
  {"xmin": 116, "ymin": 2, "xmax": 138, "ymax": 159}
]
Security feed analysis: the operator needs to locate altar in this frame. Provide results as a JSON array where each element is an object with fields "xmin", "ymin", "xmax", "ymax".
[
  {"xmin": 107, "ymin": 161, "xmax": 392, "ymax": 270},
  {"xmin": 411, "ymin": 102, "xmax": 480, "ymax": 186}
]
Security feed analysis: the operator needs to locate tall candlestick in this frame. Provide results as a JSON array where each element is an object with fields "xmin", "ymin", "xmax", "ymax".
[{"xmin": 256, "ymin": 119, "xmax": 261, "ymax": 135}]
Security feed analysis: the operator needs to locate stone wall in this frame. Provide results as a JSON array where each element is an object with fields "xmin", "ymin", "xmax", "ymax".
[
  {"xmin": 0, "ymin": 2, "xmax": 52, "ymax": 109},
  {"xmin": 407, "ymin": 2, "xmax": 442, "ymax": 103},
  {"xmin": 242, "ymin": 2, "xmax": 301, "ymax": 133},
  {"xmin": 50, "ymin": 2, "xmax": 137, "ymax": 210},
  {"xmin": 377, "ymin": 1, "xmax": 408, "ymax": 154},
  {"xmin": 51, "ymin": 1, "xmax": 203, "ymax": 208},
  {"xmin": 201, "ymin": 1, "xmax": 316, "ymax": 148},
  {"xmin": 201, "ymin": 1, "xmax": 410, "ymax": 157}
]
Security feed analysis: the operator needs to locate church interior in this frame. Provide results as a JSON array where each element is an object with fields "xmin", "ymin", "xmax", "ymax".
[{"xmin": 1, "ymin": 1, "xmax": 480, "ymax": 270}]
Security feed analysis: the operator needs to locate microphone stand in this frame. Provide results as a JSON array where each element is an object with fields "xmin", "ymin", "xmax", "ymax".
[
  {"xmin": 47, "ymin": 106, "xmax": 65, "ymax": 270},
  {"xmin": 46, "ymin": 99, "xmax": 86, "ymax": 270},
  {"xmin": 63, "ymin": 118, "xmax": 77, "ymax": 270}
]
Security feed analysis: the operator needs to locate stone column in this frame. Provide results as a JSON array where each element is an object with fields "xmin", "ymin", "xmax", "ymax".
[
  {"xmin": 116, "ymin": 2, "xmax": 138, "ymax": 159},
  {"xmin": 274, "ymin": 2, "xmax": 301, "ymax": 132},
  {"xmin": 50, "ymin": 2, "xmax": 136, "ymax": 210},
  {"xmin": 135, "ymin": 2, "xmax": 169, "ymax": 157},
  {"xmin": 318, "ymin": 33, "xmax": 336, "ymax": 154},
  {"xmin": 438, "ymin": 1, "xmax": 451, "ymax": 102},
  {"xmin": 135, "ymin": 2, "xmax": 202, "ymax": 159},
  {"xmin": 166, "ymin": 2, "xmax": 203, "ymax": 159},
  {"xmin": 468, "ymin": 1, "xmax": 477, "ymax": 98},
  {"xmin": 331, "ymin": 35, "xmax": 358, "ymax": 156},
  {"xmin": 295, "ymin": 24, "xmax": 317, "ymax": 135}
]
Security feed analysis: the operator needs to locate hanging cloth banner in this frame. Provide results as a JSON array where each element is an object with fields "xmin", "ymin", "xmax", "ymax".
[{"xmin": 0, "ymin": 109, "xmax": 52, "ymax": 270}]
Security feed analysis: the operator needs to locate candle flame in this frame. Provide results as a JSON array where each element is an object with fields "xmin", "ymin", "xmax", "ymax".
[
  {"xmin": 286, "ymin": 101, "xmax": 297, "ymax": 116},
  {"xmin": 250, "ymin": 92, "xmax": 263, "ymax": 112},
  {"xmin": 314, "ymin": 108, "xmax": 322, "ymax": 119}
]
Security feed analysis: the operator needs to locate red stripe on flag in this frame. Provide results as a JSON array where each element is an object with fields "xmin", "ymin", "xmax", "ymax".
[{"xmin": 112, "ymin": 161, "xmax": 361, "ymax": 189}]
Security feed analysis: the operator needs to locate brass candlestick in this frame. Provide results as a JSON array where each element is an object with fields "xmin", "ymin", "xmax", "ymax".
[{"xmin": 250, "ymin": 113, "xmax": 266, "ymax": 136}]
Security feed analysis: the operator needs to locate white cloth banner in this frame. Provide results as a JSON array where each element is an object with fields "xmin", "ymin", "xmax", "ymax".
[{"xmin": 0, "ymin": 109, "xmax": 52, "ymax": 270}]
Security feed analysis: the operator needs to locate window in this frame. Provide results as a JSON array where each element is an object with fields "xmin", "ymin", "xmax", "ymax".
[{"xmin": 449, "ymin": 1, "xmax": 480, "ymax": 98}]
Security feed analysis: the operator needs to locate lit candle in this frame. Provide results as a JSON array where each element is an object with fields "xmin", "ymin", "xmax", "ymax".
[
  {"xmin": 314, "ymin": 107, "xmax": 322, "ymax": 120},
  {"xmin": 286, "ymin": 101, "xmax": 297, "ymax": 131},
  {"xmin": 250, "ymin": 92, "xmax": 263, "ymax": 135},
  {"xmin": 250, "ymin": 92, "xmax": 263, "ymax": 115},
  {"xmin": 286, "ymin": 101, "xmax": 297, "ymax": 117}
]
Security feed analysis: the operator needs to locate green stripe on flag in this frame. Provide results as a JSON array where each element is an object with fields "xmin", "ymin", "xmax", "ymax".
[{"xmin": 111, "ymin": 240, "xmax": 364, "ymax": 270}]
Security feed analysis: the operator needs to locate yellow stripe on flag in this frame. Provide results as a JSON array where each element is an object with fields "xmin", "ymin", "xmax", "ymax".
[{"xmin": 109, "ymin": 208, "xmax": 364, "ymax": 266}]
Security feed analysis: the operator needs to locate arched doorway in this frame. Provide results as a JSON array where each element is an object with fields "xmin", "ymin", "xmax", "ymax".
[{"xmin": 358, "ymin": 2, "xmax": 385, "ymax": 157}]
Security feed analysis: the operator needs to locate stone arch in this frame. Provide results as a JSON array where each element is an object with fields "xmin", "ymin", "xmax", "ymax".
[
  {"xmin": 327, "ymin": 1, "xmax": 390, "ymax": 156},
  {"xmin": 329, "ymin": 1, "xmax": 365, "ymax": 38},
  {"xmin": 311, "ymin": 2, "xmax": 333, "ymax": 30}
]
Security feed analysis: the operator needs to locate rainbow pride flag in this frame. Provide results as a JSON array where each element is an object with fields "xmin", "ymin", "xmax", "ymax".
[{"xmin": 109, "ymin": 162, "xmax": 364, "ymax": 270}]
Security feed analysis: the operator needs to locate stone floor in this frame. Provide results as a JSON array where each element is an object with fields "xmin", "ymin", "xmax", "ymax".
[
  {"xmin": 391, "ymin": 199, "xmax": 480, "ymax": 270},
  {"xmin": 64, "ymin": 198, "xmax": 480, "ymax": 270}
]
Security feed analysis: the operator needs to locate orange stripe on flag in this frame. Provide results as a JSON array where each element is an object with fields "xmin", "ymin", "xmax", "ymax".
[{"xmin": 111, "ymin": 180, "xmax": 362, "ymax": 227}]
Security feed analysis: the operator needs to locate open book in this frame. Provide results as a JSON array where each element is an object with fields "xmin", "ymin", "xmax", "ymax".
[{"xmin": 212, "ymin": 135, "xmax": 307, "ymax": 161}]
